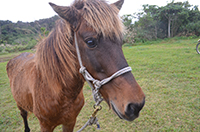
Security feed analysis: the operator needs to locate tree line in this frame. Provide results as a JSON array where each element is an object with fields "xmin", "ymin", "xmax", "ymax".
[
  {"xmin": 0, "ymin": 15, "xmax": 59, "ymax": 45},
  {"xmin": 122, "ymin": 1, "xmax": 200, "ymax": 43}
]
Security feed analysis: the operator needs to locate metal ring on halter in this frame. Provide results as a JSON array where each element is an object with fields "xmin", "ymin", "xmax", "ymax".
[{"xmin": 93, "ymin": 104, "xmax": 102, "ymax": 110}]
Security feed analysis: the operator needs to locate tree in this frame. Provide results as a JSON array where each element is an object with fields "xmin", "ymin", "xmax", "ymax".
[
  {"xmin": 158, "ymin": 1, "xmax": 191, "ymax": 38},
  {"xmin": 0, "ymin": 26, "xmax": 1, "ymax": 42},
  {"xmin": 142, "ymin": 4, "xmax": 160, "ymax": 39},
  {"xmin": 121, "ymin": 14, "xmax": 135, "ymax": 43},
  {"xmin": 132, "ymin": 4, "xmax": 162, "ymax": 42},
  {"xmin": 121, "ymin": 14, "xmax": 134, "ymax": 29},
  {"xmin": 181, "ymin": 5, "xmax": 200, "ymax": 36}
]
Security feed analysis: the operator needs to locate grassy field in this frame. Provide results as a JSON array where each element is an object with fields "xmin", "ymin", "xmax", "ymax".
[{"xmin": 0, "ymin": 38, "xmax": 199, "ymax": 131}]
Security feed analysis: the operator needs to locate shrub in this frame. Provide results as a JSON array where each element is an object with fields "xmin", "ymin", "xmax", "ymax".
[
  {"xmin": 0, "ymin": 46, "xmax": 4, "ymax": 52},
  {"xmin": 5, "ymin": 46, "xmax": 15, "ymax": 53}
]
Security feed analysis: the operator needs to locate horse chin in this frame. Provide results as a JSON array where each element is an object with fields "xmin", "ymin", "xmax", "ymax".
[{"xmin": 111, "ymin": 102, "xmax": 138, "ymax": 121}]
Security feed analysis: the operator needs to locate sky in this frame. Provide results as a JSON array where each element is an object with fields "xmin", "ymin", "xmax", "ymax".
[{"xmin": 0, "ymin": 0, "xmax": 199, "ymax": 23}]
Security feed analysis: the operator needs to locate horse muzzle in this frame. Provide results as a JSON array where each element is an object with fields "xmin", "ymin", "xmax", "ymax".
[{"xmin": 111, "ymin": 98, "xmax": 145, "ymax": 121}]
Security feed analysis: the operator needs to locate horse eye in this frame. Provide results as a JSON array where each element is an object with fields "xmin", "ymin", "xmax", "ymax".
[{"xmin": 85, "ymin": 38, "xmax": 97, "ymax": 48}]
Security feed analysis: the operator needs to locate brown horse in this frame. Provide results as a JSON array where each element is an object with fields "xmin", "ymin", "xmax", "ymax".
[{"xmin": 6, "ymin": 0, "xmax": 145, "ymax": 131}]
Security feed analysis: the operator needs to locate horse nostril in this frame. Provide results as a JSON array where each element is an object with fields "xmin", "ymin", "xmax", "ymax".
[
  {"xmin": 125, "ymin": 99, "xmax": 145, "ymax": 119},
  {"xmin": 126, "ymin": 103, "xmax": 135, "ymax": 117}
]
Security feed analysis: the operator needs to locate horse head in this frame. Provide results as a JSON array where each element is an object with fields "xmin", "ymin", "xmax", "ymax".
[{"xmin": 50, "ymin": 0, "xmax": 145, "ymax": 121}]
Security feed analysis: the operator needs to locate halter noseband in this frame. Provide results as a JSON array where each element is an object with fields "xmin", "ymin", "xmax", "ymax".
[{"xmin": 74, "ymin": 32, "xmax": 132, "ymax": 131}]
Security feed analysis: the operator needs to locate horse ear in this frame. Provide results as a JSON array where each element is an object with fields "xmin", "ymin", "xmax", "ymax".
[
  {"xmin": 49, "ymin": 2, "xmax": 81, "ymax": 30},
  {"xmin": 111, "ymin": 0, "xmax": 124, "ymax": 10}
]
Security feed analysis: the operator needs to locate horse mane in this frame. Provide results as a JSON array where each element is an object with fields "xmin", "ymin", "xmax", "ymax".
[
  {"xmin": 36, "ymin": 19, "xmax": 77, "ymax": 94},
  {"xmin": 35, "ymin": 0, "xmax": 124, "ymax": 95}
]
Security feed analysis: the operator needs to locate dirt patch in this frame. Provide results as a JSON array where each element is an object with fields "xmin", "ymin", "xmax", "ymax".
[
  {"xmin": 0, "ymin": 53, "xmax": 20, "ymax": 63},
  {"xmin": 0, "ymin": 56, "xmax": 14, "ymax": 63}
]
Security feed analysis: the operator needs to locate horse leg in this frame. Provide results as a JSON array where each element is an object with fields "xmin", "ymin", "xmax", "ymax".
[
  {"xmin": 62, "ymin": 120, "xmax": 76, "ymax": 132},
  {"xmin": 17, "ymin": 106, "xmax": 30, "ymax": 132}
]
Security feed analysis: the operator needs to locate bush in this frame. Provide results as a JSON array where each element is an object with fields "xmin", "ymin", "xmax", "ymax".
[
  {"xmin": 5, "ymin": 46, "xmax": 15, "ymax": 53},
  {"xmin": 0, "ymin": 46, "xmax": 4, "ymax": 52},
  {"xmin": 4, "ymin": 42, "xmax": 37, "ymax": 53},
  {"xmin": 123, "ymin": 27, "xmax": 136, "ymax": 44},
  {"xmin": 25, "ymin": 43, "xmax": 36, "ymax": 50},
  {"xmin": 2, "ymin": 38, "xmax": 37, "ymax": 53}
]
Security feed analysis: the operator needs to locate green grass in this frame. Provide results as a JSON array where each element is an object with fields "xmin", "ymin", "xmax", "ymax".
[{"xmin": 0, "ymin": 38, "xmax": 200, "ymax": 131}]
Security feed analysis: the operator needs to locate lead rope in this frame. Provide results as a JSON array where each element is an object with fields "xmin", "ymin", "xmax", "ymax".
[{"xmin": 75, "ymin": 33, "xmax": 132, "ymax": 132}]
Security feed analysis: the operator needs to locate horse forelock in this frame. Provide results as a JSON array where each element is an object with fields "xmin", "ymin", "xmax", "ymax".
[{"xmin": 73, "ymin": 0, "xmax": 124, "ymax": 40}]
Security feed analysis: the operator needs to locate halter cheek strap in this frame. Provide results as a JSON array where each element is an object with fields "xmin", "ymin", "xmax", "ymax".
[{"xmin": 74, "ymin": 32, "xmax": 132, "ymax": 131}]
